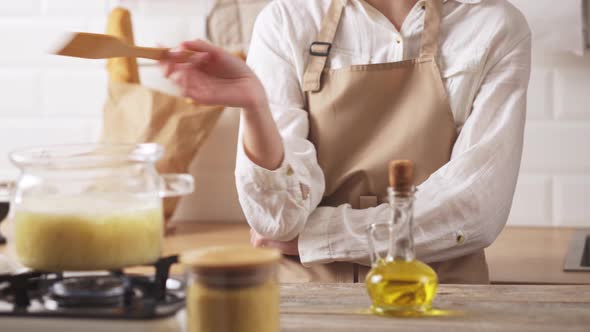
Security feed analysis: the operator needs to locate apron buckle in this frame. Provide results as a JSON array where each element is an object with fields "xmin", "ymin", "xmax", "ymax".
[{"xmin": 309, "ymin": 41, "xmax": 332, "ymax": 57}]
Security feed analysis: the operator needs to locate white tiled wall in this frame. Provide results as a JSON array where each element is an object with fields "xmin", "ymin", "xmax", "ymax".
[
  {"xmin": 510, "ymin": 52, "xmax": 590, "ymax": 227},
  {"xmin": 0, "ymin": 0, "xmax": 589, "ymax": 227},
  {"xmin": 0, "ymin": 0, "xmax": 209, "ymax": 182}
]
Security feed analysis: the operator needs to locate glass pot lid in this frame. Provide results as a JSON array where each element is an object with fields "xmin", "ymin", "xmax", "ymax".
[{"xmin": 9, "ymin": 143, "xmax": 164, "ymax": 170}]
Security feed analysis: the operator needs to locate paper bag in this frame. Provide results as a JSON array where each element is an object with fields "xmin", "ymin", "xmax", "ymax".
[
  {"xmin": 207, "ymin": 0, "xmax": 272, "ymax": 53},
  {"xmin": 101, "ymin": 81, "xmax": 223, "ymax": 219}
]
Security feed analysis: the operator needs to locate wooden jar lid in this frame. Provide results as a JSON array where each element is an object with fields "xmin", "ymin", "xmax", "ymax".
[{"xmin": 180, "ymin": 245, "xmax": 281, "ymax": 271}]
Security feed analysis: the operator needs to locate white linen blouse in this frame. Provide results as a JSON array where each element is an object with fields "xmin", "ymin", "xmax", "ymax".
[{"xmin": 235, "ymin": 0, "xmax": 532, "ymax": 266}]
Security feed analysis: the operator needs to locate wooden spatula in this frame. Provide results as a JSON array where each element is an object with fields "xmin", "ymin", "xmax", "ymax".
[{"xmin": 54, "ymin": 32, "xmax": 171, "ymax": 60}]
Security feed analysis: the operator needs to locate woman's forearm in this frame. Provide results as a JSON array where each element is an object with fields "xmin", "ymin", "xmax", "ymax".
[
  {"xmin": 241, "ymin": 101, "xmax": 284, "ymax": 171},
  {"xmin": 160, "ymin": 39, "xmax": 285, "ymax": 171}
]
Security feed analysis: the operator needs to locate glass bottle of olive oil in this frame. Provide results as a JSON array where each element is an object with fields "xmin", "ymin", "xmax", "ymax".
[{"xmin": 365, "ymin": 160, "xmax": 438, "ymax": 315}]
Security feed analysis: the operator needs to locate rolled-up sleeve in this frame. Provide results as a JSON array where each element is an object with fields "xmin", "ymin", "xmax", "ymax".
[
  {"xmin": 235, "ymin": 4, "xmax": 326, "ymax": 241},
  {"xmin": 298, "ymin": 33, "xmax": 532, "ymax": 266}
]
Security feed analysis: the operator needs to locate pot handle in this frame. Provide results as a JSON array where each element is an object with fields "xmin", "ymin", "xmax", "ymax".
[
  {"xmin": 159, "ymin": 174, "xmax": 194, "ymax": 198},
  {"xmin": 0, "ymin": 181, "xmax": 13, "ymax": 202}
]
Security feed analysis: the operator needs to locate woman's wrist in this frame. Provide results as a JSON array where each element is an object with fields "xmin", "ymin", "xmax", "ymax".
[
  {"xmin": 241, "ymin": 98, "xmax": 284, "ymax": 170},
  {"xmin": 241, "ymin": 78, "xmax": 268, "ymax": 113}
]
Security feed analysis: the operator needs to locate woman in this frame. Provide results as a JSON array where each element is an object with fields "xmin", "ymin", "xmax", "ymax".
[{"xmin": 162, "ymin": 0, "xmax": 531, "ymax": 283}]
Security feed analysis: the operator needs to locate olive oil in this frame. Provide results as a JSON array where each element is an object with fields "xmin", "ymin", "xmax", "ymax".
[
  {"xmin": 365, "ymin": 259, "xmax": 438, "ymax": 314},
  {"xmin": 365, "ymin": 160, "xmax": 439, "ymax": 315}
]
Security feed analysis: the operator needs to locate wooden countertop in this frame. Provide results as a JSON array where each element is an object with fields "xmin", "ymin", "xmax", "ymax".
[
  {"xmin": 158, "ymin": 223, "xmax": 590, "ymax": 284},
  {"xmin": 157, "ymin": 223, "xmax": 590, "ymax": 284},
  {"xmin": 2, "ymin": 222, "xmax": 589, "ymax": 284},
  {"xmin": 486, "ymin": 227, "xmax": 589, "ymax": 284},
  {"xmin": 280, "ymin": 283, "xmax": 590, "ymax": 331}
]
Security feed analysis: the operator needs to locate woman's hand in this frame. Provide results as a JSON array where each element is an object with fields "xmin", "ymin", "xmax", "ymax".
[
  {"xmin": 160, "ymin": 40, "xmax": 266, "ymax": 110},
  {"xmin": 250, "ymin": 229, "xmax": 299, "ymax": 256},
  {"xmin": 162, "ymin": 39, "xmax": 284, "ymax": 170}
]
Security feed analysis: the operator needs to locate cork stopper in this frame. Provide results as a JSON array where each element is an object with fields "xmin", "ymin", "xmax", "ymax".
[{"xmin": 388, "ymin": 160, "xmax": 415, "ymax": 192}]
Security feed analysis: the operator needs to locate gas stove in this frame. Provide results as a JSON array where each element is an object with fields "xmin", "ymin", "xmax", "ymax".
[{"xmin": 0, "ymin": 256, "xmax": 186, "ymax": 332}]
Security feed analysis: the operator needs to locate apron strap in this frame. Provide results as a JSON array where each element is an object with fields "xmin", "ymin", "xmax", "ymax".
[
  {"xmin": 302, "ymin": 0, "xmax": 347, "ymax": 92},
  {"xmin": 419, "ymin": 0, "xmax": 444, "ymax": 60}
]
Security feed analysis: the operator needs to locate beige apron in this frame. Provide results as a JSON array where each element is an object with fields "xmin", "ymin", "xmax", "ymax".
[{"xmin": 280, "ymin": 0, "xmax": 489, "ymax": 284}]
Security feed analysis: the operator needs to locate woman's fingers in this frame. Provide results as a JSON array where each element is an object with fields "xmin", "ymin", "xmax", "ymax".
[
  {"xmin": 186, "ymin": 52, "xmax": 212, "ymax": 67},
  {"xmin": 250, "ymin": 229, "xmax": 266, "ymax": 247},
  {"xmin": 180, "ymin": 72, "xmax": 191, "ymax": 97},
  {"xmin": 250, "ymin": 234, "xmax": 298, "ymax": 256},
  {"xmin": 182, "ymin": 40, "xmax": 221, "ymax": 65},
  {"xmin": 164, "ymin": 61, "xmax": 195, "ymax": 80},
  {"xmin": 181, "ymin": 39, "xmax": 219, "ymax": 54},
  {"xmin": 161, "ymin": 38, "xmax": 262, "ymax": 109},
  {"xmin": 162, "ymin": 51, "xmax": 211, "ymax": 77},
  {"xmin": 163, "ymin": 61, "xmax": 176, "ymax": 78},
  {"xmin": 250, "ymin": 229, "xmax": 298, "ymax": 255}
]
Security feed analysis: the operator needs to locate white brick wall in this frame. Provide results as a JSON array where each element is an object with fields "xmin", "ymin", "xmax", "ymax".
[
  {"xmin": 0, "ymin": 1, "xmax": 40, "ymax": 16},
  {"xmin": 554, "ymin": 66, "xmax": 590, "ymax": 120},
  {"xmin": 0, "ymin": 0, "xmax": 588, "ymax": 227},
  {"xmin": 41, "ymin": 0, "xmax": 108, "ymax": 16},
  {"xmin": 509, "ymin": 53, "xmax": 590, "ymax": 227},
  {"xmin": 0, "ymin": 69, "xmax": 41, "ymax": 114},
  {"xmin": 0, "ymin": 0, "xmax": 208, "ymax": 183},
  {"xmin": 0, "ymin": 119, "xmax": 100, "ymax": 179},
  {"xmin": 507, "ymin": 175, "xmax": 552, "ymax": 226},
  {"xmin": 521, "ymin": 123, "xmax": 590, "ymax": 173},
  {"xmin": 554, "ymin": 176, "xmax": 590, "ymax": 226},
  {"xmin": 42, "ymin": 69, "xmax": 108, "ymax": 117}
]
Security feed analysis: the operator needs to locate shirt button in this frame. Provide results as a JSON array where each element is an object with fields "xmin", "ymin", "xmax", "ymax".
[
  {"xmin": 420, "ymin": 2, "xmax": 426, "ymax": 10},
  {"xmin": 396, "ymin": 38, "xmax": 402, "ymax": 44},
  {"xmin": 455, "ymin": 231, "xmax": 466, "ymax": 245},
  {"xmin": 286, "ymin": 166, "xmax": 294, "ymax": 176}
]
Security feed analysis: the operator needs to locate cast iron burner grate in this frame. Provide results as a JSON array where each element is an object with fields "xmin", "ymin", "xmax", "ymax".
[
  {"xmin": 0, "ymin": 255, "xmax": 185, "ymax": 319},
  {"xmin": 49, "ymin": 275, "xmax": 127, "ymax": 307}
]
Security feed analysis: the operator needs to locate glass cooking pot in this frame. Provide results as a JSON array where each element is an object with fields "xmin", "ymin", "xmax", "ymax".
[{"xmin": 1, "ymin": 143, "xmax": 193, "ymax": 271}]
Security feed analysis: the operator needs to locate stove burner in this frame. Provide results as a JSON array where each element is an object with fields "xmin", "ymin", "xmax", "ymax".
[
  {"xmin": 0, "ymin": 255, "xmax": 185, "ymax": 319},
  {"xmin": 49, "ymin": 276, "xmax": 126, "ymax": 307}
]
